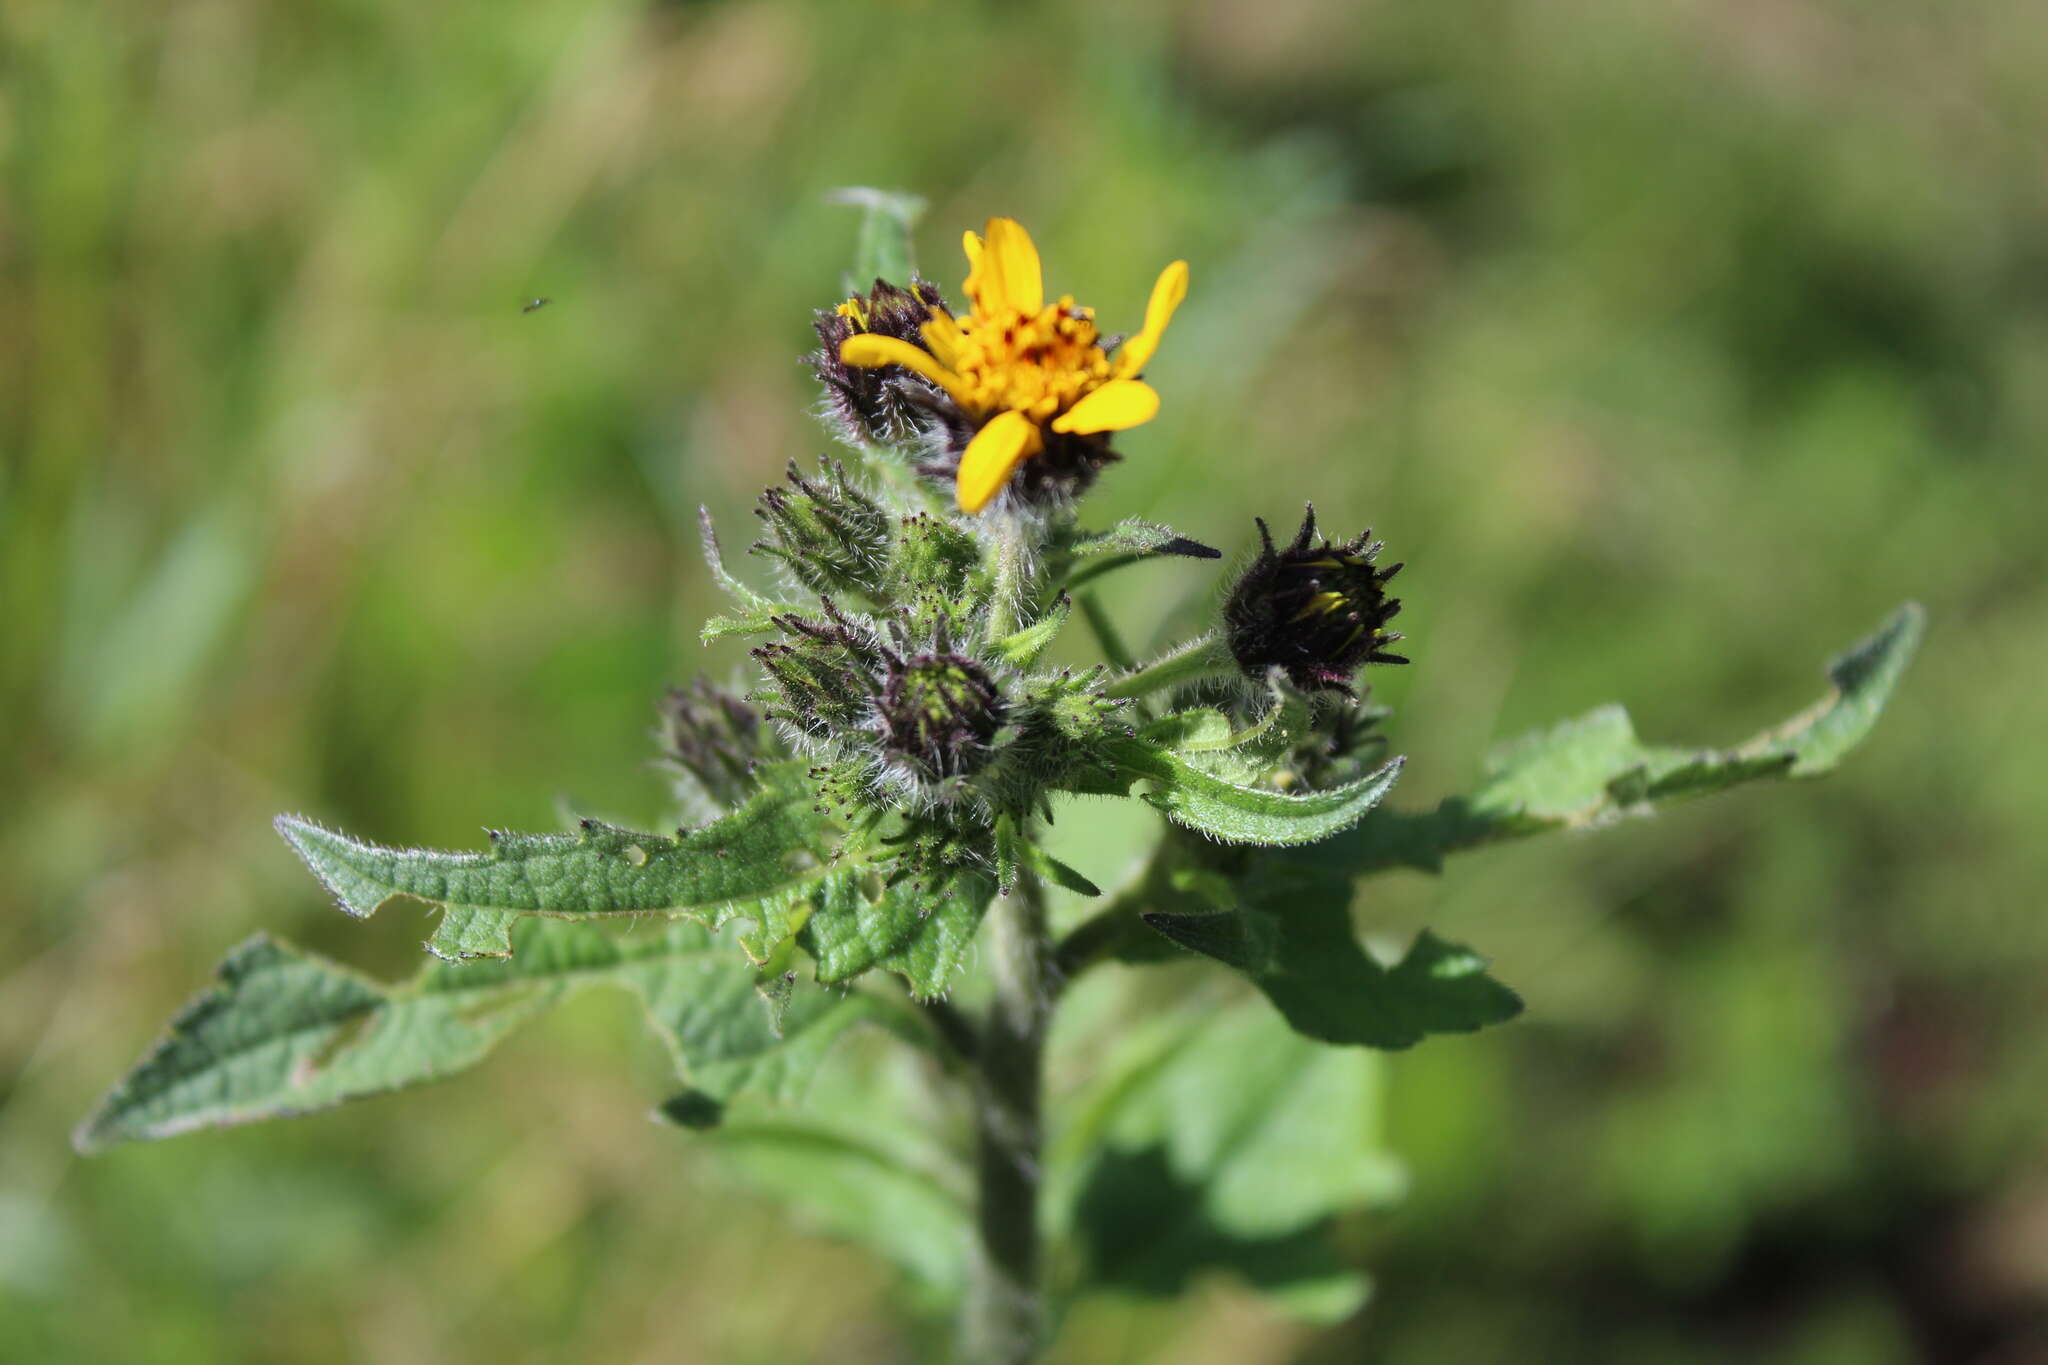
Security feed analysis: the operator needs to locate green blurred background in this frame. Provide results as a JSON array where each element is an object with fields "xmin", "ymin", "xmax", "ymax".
[{"xmin": 5, "ymin": 0, "xmax": 2045, "ymax": 1360}]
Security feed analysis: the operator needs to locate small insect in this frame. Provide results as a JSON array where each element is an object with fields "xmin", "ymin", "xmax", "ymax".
[{"xmin": 522, "ymin": 297, "xmax": 552, "ymax": 314}]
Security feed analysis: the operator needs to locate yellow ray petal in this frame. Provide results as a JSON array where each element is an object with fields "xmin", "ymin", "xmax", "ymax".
[
  {"xmin": 920, "ymin": 309, "xmax": 964, "ymax": 369},
  {"xmin": 1116, "ymin": 259, "xmax": 1189, "ymax": 377},
  {"xmin": 982, "ymin": 217, "xmax": 1044, "ymax": 316},
  {"xmin": 1050, "ymin": 378, "xmax": 1161, "ymax": 435},
  {"xmin": 961, "ymin": 229, "xmax": 985, "ymax": 309},
  {"xmin": 956, "ymin": 410, "xmax": 1040, "ymax": 514},
  {"xmin": 839, "ymin": 334, "xmax": 968, "ymax": 405}
]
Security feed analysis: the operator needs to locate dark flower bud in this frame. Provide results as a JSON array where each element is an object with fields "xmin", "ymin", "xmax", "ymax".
[
  {"xmin": 879, "ymin": 651, "xmax": 1006, "ymax": 779},
  {"xmin": 752, "ymin": 457, "xmax": 892, "ymax": 600},
  {"xmin": 810, "ymin": 279, "xmax": 948, "ymax": 445},
  {"xmin": 657, "ymin": 678, "xmax": 776, "ymax": 816},
  {"xmin": 751, "ymin": 601, "xmax": 881, "ymax": 741},
  {"xmin": 1224, "ymin": 506, "xmax": 1407, "ymax": 694}
]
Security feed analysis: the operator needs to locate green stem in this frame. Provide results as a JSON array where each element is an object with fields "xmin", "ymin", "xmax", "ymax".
[
  {"xmin": 1051, "ymin": 900, "xmax": 1139, "ymax": 988},
  {"xmin": 986, "ymin": 521, "xmax": 1034, "ymax": 641},
  {"xmin": 1050, "ymin": 836, "xmax": 1175, "ymax": 991},
  {"xmin": 1075, "ymin": 591, "xmax": 1136, "ymax": 673},
  {"xmin": 1099, "ymin": 632, "xmax": 1233, "ymax": 701},
  {"xmin": 965, "ymin": 871, "xmax": 1052, "ymax": 1364}
]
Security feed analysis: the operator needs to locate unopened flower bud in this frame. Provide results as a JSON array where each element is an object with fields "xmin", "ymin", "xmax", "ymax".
[
  {"xmin": 751, "ymin": 600, "xmax": 885, "ymax": 741},
  {"xmin": 1224, "ymin": 506, "xmax": 1407, "ymax": 694},
  {"xmin": 658, "ymin": 678, "xmax": 774, "ymax": 816},
  {"xmin": 879, "ymin": 651, "xmax": 1006, "ymax": 779},
  {"xmin": 752, "ymin": 458, "xmax": 891, "ymax": 600}
]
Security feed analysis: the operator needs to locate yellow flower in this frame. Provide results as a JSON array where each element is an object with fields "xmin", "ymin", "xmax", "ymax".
[{"xmin": 838, "ymin": 218, "xmax": 1189, "ymax": 514}]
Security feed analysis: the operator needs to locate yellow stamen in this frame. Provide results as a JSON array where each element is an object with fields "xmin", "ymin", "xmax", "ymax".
[
  {"xmin": 921, "ymin": 309, "xmax": 965, "ymax": 369},
  {"xmin": 1291, "ymin": 592, "xmax": 1350, "ymax": 623}
]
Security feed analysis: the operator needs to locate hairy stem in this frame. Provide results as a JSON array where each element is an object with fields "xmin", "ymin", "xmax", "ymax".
[
  {"xmin": 965, "ymin": 872, "xmax": 1052, "ymax": 1364},
  {"xmin": 1099, "ymin": 632, "xmax": 1233, "ymax": 700},
  {"xmin": 986, "ymin": 521, "xmax": 1035, "ymax": 641}
]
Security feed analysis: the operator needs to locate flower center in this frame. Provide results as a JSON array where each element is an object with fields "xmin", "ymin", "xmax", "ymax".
[{"xmin": 950, "ymin": 296, "xmax": 1113, "ymax": 423}]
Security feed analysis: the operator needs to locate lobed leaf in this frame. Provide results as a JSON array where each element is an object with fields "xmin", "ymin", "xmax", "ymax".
[
  {"xmin": 827, "ymin": 186, "xmax": 927, "ymax": 293},
  {"xmin": 1312, "ymin": 602, "xmax": 1924, "ymax": 877},
  {"xmin": 797, "ymin": 864, "xmax": 998, "ymax": 1000},
  {"xmin": 75, "ymin": 919, "xmax": 872, "ymax": 1152},
  {"xmin": 1144, "ymin": 905, "xmax": 1522, "ymax": 1050},
  {"xmin": 274, "ymin": 768, "xmax": 839, "ymax": 962}
]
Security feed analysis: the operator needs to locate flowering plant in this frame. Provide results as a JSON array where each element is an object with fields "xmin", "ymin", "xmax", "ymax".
[{"xmin": 79, "ymin": 197, "xmax": 1920, "ymax": 1363}]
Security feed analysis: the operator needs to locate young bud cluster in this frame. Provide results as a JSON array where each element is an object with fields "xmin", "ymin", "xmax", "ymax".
[
  {"xmin": 749, "ymin": 598, "xmax": 1020, "ymax": 815},
  {"xmin": 1225, "ymin": 506, "xmax": 1407, "ymax": 695}
]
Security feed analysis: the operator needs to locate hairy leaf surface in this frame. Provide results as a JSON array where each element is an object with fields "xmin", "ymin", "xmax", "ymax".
[
  {"xmin": 797, "ymin": 865, "xmax": 998, "ymax": 1000},
  {"xmin": 76, "ymin": 919, "xmax": 872, "ymax": 1152},
  {"xmin": 1104, "ymin": 738, "xmax": 1404, "ymax": 846},
  {"xmin": 1315, "ymin": 602, "xmax": 1923, "ymax": 876},
  {"xmin": 275, "ymin": 768, "xmax": 837, "ymax": 962}
]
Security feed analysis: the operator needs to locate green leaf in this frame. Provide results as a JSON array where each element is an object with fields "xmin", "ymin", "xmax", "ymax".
[
  {"xmin": 1056, "ymin": 519, "xmax": 1221, "ymax": 593},
  {"xmin": 274, "ymin": 768, "xmax": 839, "ymax": 962},
  {"xmin": 695, "ymin": 1029, "xmax": 974, "ymax": 1304},
  {"xmin": 827, "ymin": 186, "xmax": 926, "ymax": 290},
  {"xmin": 1103, "ymin": 736, "xmax": 1404, "ymax": 846},
  {"xmin": 1144, "ymin": 905, "xmax": 1523, "ymax": 1049},
  {"xmin": 1051, "ymin": 997, "xmax": 1403, "ymax": 1323},
  {"xmin": 1067, "ymin": 519, "xmax": 1223, "ymax": 560},
  {"xmin": 699, "ymin": 606, "xmax": 791, "ymax": 643},
  {"xmin": 695, "ymin": 506, "xmax": 799, "ymax": 642},
  {"xmin": 1145, "ymin": 672, "xmax": 1326, "ymax": 788},
  {"xmin": 1319, "ymin": 601, "xmax": 1924, "ymax": 876},
  {"xmin": 697, "ymin": 505, "xmax": 773, "ymax": 609},
  {"xmin": 797, "ymin": 863, "xmax": 997, "ymax": 1000},
  {"xmin": 1026, "ymin": 846, "xmax": 1102, "ymax": 900},
  {"xmin": 989, "ymin": 593, "xmax": 1071, "ymax": 669},
  {"xmin": 75, "ymin": 919, "xmax": 873, "ymax": 1152}
]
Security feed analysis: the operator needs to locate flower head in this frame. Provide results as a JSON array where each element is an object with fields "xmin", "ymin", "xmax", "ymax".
[
  {"xmin": 879, "ymin": 651, "xmax": 1007, "ymax": 779},
  {"xmin": 1225, "ymin": 506, "xmax": 1408, "ymax": 694},
  {"xmin": 810, "ymin": 279, "xmax": 948, "ymax": 445},
  {"xmin": 838, "ymin": 218, "xmax": 1188, "ymax": 514}
]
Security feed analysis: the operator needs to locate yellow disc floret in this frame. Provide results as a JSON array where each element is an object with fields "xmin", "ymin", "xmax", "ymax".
[{"xmin": 839, "ymin": 217, "xmax": 1188, "ymax": 514}]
